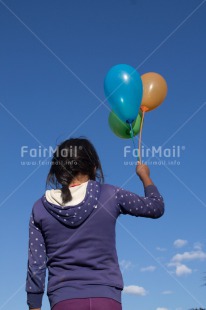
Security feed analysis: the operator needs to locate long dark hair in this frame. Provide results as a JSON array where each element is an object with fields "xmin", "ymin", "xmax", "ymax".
[{"xmin": 47, "ymin": 138, "xmax": 104, "ymax": 204}]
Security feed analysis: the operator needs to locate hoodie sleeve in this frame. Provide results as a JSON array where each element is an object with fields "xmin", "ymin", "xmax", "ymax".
[
  {"xmin": 116, "ymin": 184, "xmax": 164, "ymax": 219},
  {"xmin": 25, "ymin": 208, "xmax": 47, "ymax": 309}
]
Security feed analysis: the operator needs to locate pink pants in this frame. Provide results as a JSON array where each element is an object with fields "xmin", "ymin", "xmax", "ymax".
[{"xmin": 52, "ymin": 297, "xmax": 122, "ymax": 310}]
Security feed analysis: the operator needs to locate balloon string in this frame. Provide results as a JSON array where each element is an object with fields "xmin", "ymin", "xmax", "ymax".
[
  {"xmin": 129, "ymin": 123, "xmax": 136, "ymax": 150},
  {"xmin": 138, "ymin": 110, "xmax": 145, "ymax": 164}
]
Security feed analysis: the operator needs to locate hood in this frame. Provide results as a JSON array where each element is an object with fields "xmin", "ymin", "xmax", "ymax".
[
  {"xmin": 41, "ymin": 180, "xmax": 101, "ymax": 228},
  {"xmin": 45, "ymin": 181, "xmax": 88, "ymax": 206}
]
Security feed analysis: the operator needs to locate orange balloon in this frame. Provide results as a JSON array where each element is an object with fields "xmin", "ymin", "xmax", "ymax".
[{"xmin": 141, "ymin": 72, "xmax": 168, "ymax": 112}]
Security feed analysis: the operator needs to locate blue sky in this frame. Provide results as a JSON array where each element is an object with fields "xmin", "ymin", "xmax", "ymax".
[{"xmin": 0, "ymin": 1, "xmax": 206, "ymax": 309}]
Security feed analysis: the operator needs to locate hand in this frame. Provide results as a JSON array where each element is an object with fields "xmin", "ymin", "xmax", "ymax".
[
  {"xmin": 136, "ymin": 161, "xmax": 153, "ymax": 187},
  {"xmin": 136, "ymin": 161, "xmax": 150, "ymax": 179}
]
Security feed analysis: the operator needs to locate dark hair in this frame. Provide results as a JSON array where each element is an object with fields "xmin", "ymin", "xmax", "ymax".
[{"xmin": 47, "ymin": 138, "xmax": 104, "ymax": 204}]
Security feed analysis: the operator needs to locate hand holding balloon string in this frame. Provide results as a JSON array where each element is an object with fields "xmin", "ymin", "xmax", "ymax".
[{"xmin": 136, "ymin": 161, "xmax": 154, "ymax": 187}]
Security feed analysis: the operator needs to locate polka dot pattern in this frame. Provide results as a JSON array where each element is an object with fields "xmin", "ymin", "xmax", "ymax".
[
  {"xmin": 26, "ymin": 180, "xmax": 101, "ymax": 302},
  {"xmin": 26, "ymin": 181, "xmax": 164, "ymax": 307},
  {"xmin": 42, "ymin": 180, "xmax": 101, "ymax": 228},
  {"xmin": 115, "ymin": 184, "xmax": 164, "ymax": 218},
  {"xmin": 26, "ymin": 211, "xmax": 47, "ymax": 295}
]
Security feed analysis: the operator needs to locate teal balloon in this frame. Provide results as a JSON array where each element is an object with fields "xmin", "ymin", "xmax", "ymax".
[{"xmin": 104, "ymin": 64, "xmax": 143, "ymax": 123}]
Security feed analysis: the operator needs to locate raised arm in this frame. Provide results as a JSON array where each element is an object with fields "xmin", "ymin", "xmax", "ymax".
[{"xmin": 116, "ymin": 162, "xmax": 165, "ymax": 218}]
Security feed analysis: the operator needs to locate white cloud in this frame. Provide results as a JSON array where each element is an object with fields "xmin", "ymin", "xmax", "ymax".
[
  {"xmin": 167, "ymin": 262, "xmax": 177, "ymax": 267},
  {"xmin": 173, "ymin": 239, "xmax": 188, "ymax": 248},
  {"xmin": 123, "ymin": 285, "xmax": 147, "ymax": 296},
  {"xmin": 167, "ymin": 261, "xmax": 192, "ymax": 277},
  {"xmin": 119, "ymin": 260, "xmax": 133, "ymax": 271},
  {"xmin": 156, "ymin": 308, "xmax": 168, "ymax": 310},
  {"xmin": 193, "ymin": 242, "xmax": 203, "ymax": 250},
  {"xmin": 140, "ymin": 265, "xmax": 156, "ymax": 272},
  {"xmin": 156, "ymin": 246, "xmax": 167, "ymax": 252},
  {"xmin": 172, "ymin": 250, "xmax": 206, "ymax": 263},
  {"xmin": 168, "ymin": 248, "xmax": 206, "ymax": 277},
  {"xmin": 161, "ymin": 290, "xmax": 173, "ymax": 295},
  {"xmin": 175, "ymin": 264, "xmax": 192, "ymax": 276}
]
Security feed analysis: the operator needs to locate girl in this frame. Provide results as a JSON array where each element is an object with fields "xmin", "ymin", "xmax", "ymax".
[{"xmin": 25, "ymin": 138, "xmax": 164, "ymax": 310}]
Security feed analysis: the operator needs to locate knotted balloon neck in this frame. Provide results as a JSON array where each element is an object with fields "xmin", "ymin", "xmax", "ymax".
[
  {"xmin": 141, "ymin": 106, "xmax": 149, "ymax": 112},
  {"xmin": 128, "ymin": 122, "xmax": 136, "ymax": 151}
]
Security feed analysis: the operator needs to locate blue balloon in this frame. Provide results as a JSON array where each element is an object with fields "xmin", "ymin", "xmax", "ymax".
[{"xmin": 104, "ymin": 64, "xmax": 143, "ymax": 123}]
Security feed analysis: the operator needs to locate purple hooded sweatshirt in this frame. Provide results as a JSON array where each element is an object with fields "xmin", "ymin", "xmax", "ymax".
[{"xmin": 25, "ymin": 180, "xmax": 164, "ymax": 309}]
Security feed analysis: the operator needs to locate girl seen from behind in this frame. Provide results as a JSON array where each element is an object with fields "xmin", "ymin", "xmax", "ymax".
[{"xmin": 26, "ymin": 138, "xmax": 164, "ymax": 310}]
